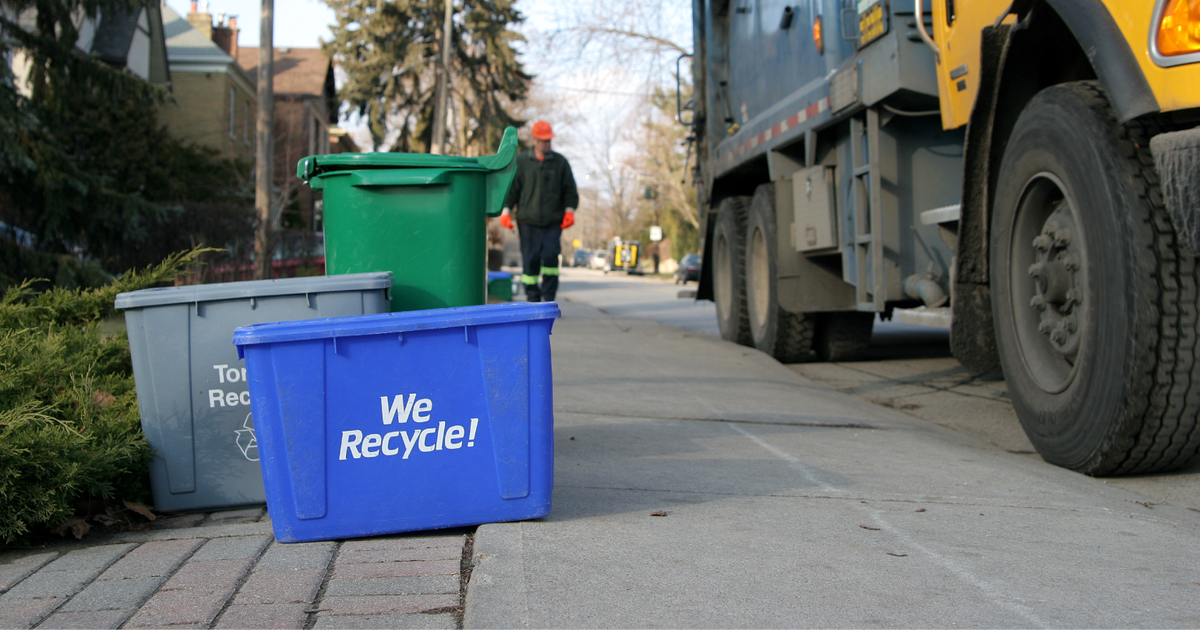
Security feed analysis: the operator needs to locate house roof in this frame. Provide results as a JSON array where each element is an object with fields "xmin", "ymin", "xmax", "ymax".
[
  {"xmin": 161, "ymin": 1, "xmax": 232, "ymax": 63},
  {"xmin": 90, "ymin": 8, "xmax": 140, "ymax": 63},
  {"xmin": 237, "ymin": 47, "xmax": 332, "ymax": 97}
]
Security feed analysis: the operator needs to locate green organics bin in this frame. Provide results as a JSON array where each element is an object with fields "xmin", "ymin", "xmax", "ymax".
[{"xmin": 298, "ymin": 127, "xmax": 518, "ymax": 312}]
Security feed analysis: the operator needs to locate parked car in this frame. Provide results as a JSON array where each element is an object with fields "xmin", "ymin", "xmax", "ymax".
[
  {"xmin": 589, "ymin": 250, "xmax": 608, "ymax": 270},
  {"xmin": 570, "ymin": 249, "xmax": 591, "ymax": 268},
  {"xmin": 674, "ymin": 253, "xmax": 701, "ymax": 284}
]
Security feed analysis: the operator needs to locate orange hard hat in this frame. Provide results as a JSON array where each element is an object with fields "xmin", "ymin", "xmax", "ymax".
[{"xmin": 531, "ymin": 120, "xmax": 555, "ymax": 140}]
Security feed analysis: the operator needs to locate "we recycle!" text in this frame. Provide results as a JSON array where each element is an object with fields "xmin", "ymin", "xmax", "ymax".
[{"xmin": 339, "ymin": 394, "xmax": 479, "ymax": 461}]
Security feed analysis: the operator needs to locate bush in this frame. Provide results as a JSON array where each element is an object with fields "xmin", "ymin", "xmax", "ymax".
[
  {"xmin": 0, "ymin": 234, "xmax": 113, "ymax": 294},
  {"xmin": 0, "ymin": 249, "xmax": 205, "ymax": 545}
]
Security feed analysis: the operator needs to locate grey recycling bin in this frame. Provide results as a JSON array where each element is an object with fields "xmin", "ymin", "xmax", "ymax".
[{"xmin": 115, "ymin": 272, "xmax": 393, "ymax": 513}]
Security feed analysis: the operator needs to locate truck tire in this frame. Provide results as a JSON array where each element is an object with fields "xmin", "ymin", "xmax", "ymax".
[
  {"xmin": 746, "ymin": 184, "xmax": 815, "ymax": 362},
  {"xmin": 713, "ymin": 196, "xmax": 753, "ymax": 345},
  {"xmin": 812, "ymin": 312, "xmax": 874, "ymax": 362},
  {"xmin": 991, "ymin": 81, "xmax": 1200, "ymax": 475}
]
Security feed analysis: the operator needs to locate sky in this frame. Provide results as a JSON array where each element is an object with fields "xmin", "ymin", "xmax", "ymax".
[
  {"xmin": 161, "ymin": 0, "xmax": 692, "ymax": 170},
  {"xmin": 163, "ymin": 0, "xmax": 337, "ymax": 49}
]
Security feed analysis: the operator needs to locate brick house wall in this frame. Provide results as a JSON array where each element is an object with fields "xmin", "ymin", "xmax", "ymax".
[
  {"xmin": 159, "ymin": 3, "xmax": 256, "ymax": 163},
  {"xmin": 159, "ymin": 70, "xmax": 256, "ymax": 162}
]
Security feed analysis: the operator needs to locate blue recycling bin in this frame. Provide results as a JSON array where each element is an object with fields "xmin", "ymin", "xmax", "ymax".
[{"xmin": 232, "ymin": 302, "xmax": 560, "ymax": 542}]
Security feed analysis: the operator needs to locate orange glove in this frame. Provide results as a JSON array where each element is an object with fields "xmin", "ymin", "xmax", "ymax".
[
  {"xmin": 499, "ymin": 208, "xmax": 514, "ymax": 230},
  {"xmin": 561, "ymin": 210, "xmax": 575, "ymax": 229}
]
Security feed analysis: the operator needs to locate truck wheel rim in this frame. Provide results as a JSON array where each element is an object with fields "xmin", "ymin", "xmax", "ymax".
[
  {"xmin": 749, "ymin": 226, "xmax": 770, "ymax": 332},
  {"xmin": 1008, "ymin": 173, "xmax": 1087, "ymax": 394}
]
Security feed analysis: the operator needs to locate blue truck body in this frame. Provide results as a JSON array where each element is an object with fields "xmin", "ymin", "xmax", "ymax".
[{"xmin": 694, "ymin": 0, "xmax": 962, "ymax": 322}]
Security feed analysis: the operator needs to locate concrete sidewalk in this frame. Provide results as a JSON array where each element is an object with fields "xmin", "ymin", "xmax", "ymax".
[
  {"xmin": 465, "ymin": 298, "xmax": 1200, "ymax": 628},
  {"xmin": 2, "ymin": 297, "xmax": 1199, "ymax": 628}
]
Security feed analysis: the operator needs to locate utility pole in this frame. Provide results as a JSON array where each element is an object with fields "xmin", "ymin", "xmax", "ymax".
[
  {"xmin": 430, "ymin": 0, "xmax": 452, "ymax": 155},
  {"xmin": 253, "ymin": 0, "xmax": 275, "ymax": 279}
]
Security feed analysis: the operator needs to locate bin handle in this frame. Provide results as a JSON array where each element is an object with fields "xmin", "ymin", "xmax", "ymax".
[
  {"xmin": 476, "ymin": 126, "xmax": 518, "ymax": 172},
  {"xmin": 480, "ymin": 127, "xmax": 519, "ymax": 217},
  {"xmin": 350, "ymin": 170, "xmax": 453, "ymax": 187},
  {"xmin": 299, "ymin": 156, "xmax": 317, "ymax": 181}
]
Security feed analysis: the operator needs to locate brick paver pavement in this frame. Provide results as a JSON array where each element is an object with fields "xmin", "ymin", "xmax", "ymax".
[{"xmin": 0, "ymin": 509, "xmax": 467, "ymax": 630}]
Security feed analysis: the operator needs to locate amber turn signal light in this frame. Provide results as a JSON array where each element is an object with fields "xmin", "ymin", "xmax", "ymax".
[
  {"xmin": 1158, "ymin": 0, "xmax": 1200, "ymax": 56},
  {"xmin": 814, "ymin": 15, "xmax": 824, "ymax": 54}
]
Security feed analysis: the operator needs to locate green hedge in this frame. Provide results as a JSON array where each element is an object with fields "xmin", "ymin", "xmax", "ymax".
[
  {"xmin": 0, "ymin": 235, "xmax": 113, "ymax": 293},
  {"xmin": 0, "ymin": 249, "xmax": 205, "ymax": 545}
]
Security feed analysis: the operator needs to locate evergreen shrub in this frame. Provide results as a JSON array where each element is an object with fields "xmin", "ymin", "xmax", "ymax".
[{"xmin": 0, "ymin": 249, "xmax": 203, "ymax": 545}]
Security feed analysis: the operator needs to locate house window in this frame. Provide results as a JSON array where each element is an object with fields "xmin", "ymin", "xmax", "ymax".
[
  {"xmin": 228, "ymin": 88, "xmax": 236, "ymax": 139},
  {"xmin": 244, "ymin": 102, "xmax": 251, "ymax": 144}
]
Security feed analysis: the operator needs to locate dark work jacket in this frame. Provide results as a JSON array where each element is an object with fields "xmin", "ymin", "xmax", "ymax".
[{"xmin": 505, "ymin": 149, "xmax": 579, "ymax": 228}]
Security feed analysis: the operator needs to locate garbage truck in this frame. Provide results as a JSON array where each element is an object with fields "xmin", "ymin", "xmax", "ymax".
[{"xmin": 686, "ymin": 0, "xmax": 1200, "ymax": 475}]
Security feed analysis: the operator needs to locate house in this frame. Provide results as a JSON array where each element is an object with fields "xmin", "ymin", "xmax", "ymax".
[
  {"xmin": 7, "ymin": 3, "xmax": 170, "ymax": 91},
  {"xmin": 158, "ymin": 1, "xmax": 256, "ymax": 163},
  {"xmin": 237, "ymin": 46, "xmax": 337, "ymax": 232},
  {"xmin": 89, "ymin": 4, "xmax": 171, "ymax": 84}
]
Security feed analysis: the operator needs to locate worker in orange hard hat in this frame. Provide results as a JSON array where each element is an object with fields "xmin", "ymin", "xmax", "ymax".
[
  {"xmin": 499, "ymin": 120, "xmax": 579, "ymax": 303},
  {"xmin": 531, "ymin": 120, "xmax": 554, "ymax": 140}
]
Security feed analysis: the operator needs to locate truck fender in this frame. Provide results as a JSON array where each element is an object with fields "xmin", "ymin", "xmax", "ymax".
[{"xmin": 1037, "ymin": 0, "xmax": 1158, "ymax": 123}]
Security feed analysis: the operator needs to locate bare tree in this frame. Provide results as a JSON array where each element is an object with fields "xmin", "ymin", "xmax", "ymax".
[
  {"xmin": 535, "ymin": 0, "xmax": 690, "ymax": 84},
  {"xmin": 584, "ymin": 112, "xmax": 644, "ymax": 241},
  {"xmin": 635, "ymin": 86, "xmax": 698, "ymax": 229}
]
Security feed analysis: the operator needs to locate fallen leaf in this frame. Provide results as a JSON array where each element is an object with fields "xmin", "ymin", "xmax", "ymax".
[
  {"xmin": 650, "ymin": 510, "xmax": 670, "ymax": 517},
  {"xmin": 859, "ymin": 525, "xmax": 880, "ymax": 531},
  {"xmin": 886, "ymin": 552, "xmax": 907, "ymax": 557},
  {"xmin": 915, "ymin": 508, "xmax": 926, "ymax": 513},
  {"xmin": 93, "ymin": 390, "xmax": 116, "ymax": 407},
  {"xmin": 123, "ymin": 500, "xmax": 156, "ymax": 521}
]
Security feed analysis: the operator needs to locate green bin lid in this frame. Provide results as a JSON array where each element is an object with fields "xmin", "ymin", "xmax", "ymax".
[
  {"xmin": 297, "ymin": 127, "xmax": 518, "ymax": 182},
  {"xmin": 298, "ymin": 153, "xmax": 489, "ymax": 180}
]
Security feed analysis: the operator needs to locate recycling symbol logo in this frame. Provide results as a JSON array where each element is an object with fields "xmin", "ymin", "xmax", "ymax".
[{"xmin": 234, "ymin": 413, "xmax": 258, "ymax": 461}]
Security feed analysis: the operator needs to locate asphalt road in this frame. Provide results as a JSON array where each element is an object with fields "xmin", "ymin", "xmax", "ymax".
[{"xmin": 550, "ymin": 265, "xmax": 1200, "ymax": 512}]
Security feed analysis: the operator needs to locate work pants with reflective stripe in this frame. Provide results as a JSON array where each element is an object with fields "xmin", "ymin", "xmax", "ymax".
[{"xmin": 518, "ymin": 223, "xmax": 562, "ymax": 302}]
